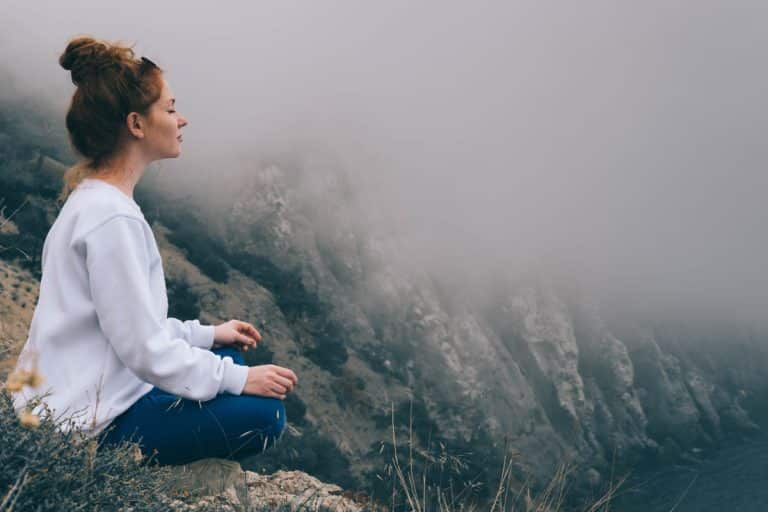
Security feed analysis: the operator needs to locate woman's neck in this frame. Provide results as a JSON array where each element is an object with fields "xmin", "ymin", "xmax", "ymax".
[{"xmin": 90, "ymin": 147, "xmax": 149, "ymax": 200}]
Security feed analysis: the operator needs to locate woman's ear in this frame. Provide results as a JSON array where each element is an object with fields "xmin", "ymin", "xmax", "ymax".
[{"xmin": 126, "ymin": 112, "xmax": 145, "ymax": 140}]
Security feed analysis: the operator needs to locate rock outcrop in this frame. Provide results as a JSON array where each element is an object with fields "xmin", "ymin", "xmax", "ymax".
[{"xmin": 163, "ymin": 458, "xmax": 368, "ymax": 512}]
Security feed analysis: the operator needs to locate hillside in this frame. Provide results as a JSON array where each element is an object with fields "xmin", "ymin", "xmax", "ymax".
[{"xmin": 2, "ymin": 96, "xmax": 768, "ymax": 509}]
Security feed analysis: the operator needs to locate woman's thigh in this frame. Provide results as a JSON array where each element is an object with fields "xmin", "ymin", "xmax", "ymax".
[{"xmin": 98, "ymin": 347, "xmax": 287, "ymax": 466}]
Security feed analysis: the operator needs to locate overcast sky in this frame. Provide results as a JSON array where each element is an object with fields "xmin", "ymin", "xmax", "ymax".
[{"xmin": 2, "ymin": 1, "xmax": 767, "ymax": 323}]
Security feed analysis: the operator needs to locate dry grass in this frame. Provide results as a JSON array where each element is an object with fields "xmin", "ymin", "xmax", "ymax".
[
  {"xmin": 0, "ymin": 196, "xmax": 32, "ymax": 261},
  {"xmin": 0, "ymin": 388, "xmax": 218, "ymax": 511},
  {"xmin": 375, "ymin": 400, "xmax": 629, "ymax": 512}
]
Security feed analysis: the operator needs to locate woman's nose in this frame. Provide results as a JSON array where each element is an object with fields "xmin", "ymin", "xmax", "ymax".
[{"xmin": 179, "ymin": 115, "xmax": 188, "ymax": 128}]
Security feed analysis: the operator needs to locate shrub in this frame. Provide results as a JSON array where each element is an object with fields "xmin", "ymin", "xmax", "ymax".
[
  {"xmin": 165, "ymin": 276, "xmax": 202, "ymax": 320},
  {"xmin": 165, "ymin": 226, "xmax": 230, "ymax": 283},
  {"xmin": 0, "ymin": 388, "xmax": 216, "ymax": 511}
]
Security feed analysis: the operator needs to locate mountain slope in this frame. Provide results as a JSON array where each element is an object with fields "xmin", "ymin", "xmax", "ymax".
[{"xmin": 2, "ymin": 99, "xmax": 767, "ymax": 506}]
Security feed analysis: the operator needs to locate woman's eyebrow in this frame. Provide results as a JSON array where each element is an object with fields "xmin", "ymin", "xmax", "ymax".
[{"xmin": 168, "ymin": 98, "xmax": 175, "ymax": 106}]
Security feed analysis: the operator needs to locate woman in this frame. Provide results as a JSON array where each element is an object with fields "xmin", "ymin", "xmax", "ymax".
[{"xmin": 9, "ymin": 36, "xmax": 298, "ymax": 466}]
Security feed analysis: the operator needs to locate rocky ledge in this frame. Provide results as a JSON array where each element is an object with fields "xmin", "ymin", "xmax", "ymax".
[{"xmin": 160, "ymin": 458, "xmax": 371, "ymax": 512}]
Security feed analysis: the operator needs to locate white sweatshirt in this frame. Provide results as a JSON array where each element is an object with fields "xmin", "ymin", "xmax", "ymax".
[{"xmin": 10, "ymin": 178, "xmax": 249, "ymax": 437}]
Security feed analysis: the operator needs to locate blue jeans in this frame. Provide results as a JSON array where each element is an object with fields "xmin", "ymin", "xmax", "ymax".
[{"xmin": 96, "ymin": 346, "xmax": 286, "ymax": 466}]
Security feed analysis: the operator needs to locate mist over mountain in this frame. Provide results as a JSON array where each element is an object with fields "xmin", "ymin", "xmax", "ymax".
[
  {"xmin": 3, "ymin": 2, "xmax": 768, "ymax": 507},
  {"xmin": 3, "ymin": 1, "xmax": 768, "ymax": 325}
]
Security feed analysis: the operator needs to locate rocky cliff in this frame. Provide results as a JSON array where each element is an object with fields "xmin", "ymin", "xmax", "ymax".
[{"xmin": 2, "ymin": 98, "xmax": 767, "ymax": 506}]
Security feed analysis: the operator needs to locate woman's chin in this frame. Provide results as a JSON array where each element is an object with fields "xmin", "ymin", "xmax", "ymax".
[{"xmin": 154, "ymin": 150, "xmax": 182, "ymax": 162}]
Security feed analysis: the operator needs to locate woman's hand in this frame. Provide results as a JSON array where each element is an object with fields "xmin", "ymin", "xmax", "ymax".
[
  {"xmin": 212, "ymin": 319, "xmax": 262, "ymax": 351},
  {"xmin": 243, "ymin": 364, "xmax": 298, "ymax": 400}
]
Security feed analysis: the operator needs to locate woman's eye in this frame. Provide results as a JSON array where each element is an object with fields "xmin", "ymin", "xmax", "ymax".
[{"xmin": 168, "ymin": 110, "xmax": 176, "ymax": 114}]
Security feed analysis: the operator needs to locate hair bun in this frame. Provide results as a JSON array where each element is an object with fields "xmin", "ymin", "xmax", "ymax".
[{"xmin": 59, "ymin": 36, "xmax": 132, "ymax": 87}]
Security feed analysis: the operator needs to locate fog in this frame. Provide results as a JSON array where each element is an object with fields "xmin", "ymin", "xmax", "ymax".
[{"xmin": 2, "ymin": 1, "xmax": 767, "ymax": 323}]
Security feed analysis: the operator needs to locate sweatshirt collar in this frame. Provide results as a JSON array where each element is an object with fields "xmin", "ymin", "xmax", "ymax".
[{"xmin": 80, "ymin": 178, "xmax": 142, "ymax": 214}]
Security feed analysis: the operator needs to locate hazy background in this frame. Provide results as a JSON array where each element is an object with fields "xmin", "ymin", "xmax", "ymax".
[{"xmin": 2, "ymin": 1, "xmax": 767, "ymax": 323}]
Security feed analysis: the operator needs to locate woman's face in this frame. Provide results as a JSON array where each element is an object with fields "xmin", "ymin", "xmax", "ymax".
[{"xmin": 143, "ymin": 77, "xmax": 188, "ymax": 161}]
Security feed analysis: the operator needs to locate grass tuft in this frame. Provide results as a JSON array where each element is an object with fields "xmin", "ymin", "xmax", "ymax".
[{"xmin": 0, "ymin": 385, "xmax": 221, "ymax": 511}]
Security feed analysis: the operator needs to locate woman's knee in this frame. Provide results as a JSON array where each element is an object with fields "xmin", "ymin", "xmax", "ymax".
[
  {"xmin": 276, "ymin": 400, "xmax": 287, "ymax": 434},
  {"xmin": 230, "ymin": 397, "xmax": 286, "ymax": 458},
  {"xmin": 265, "ymin": 398, "xmax": 287, "ymax": 438},
  {"xmin": 262, "ymin": 401, "xmax": 287, "ymax": 455},
  {"xmin": 243, "ymin": 396, "xmax": 287, "ymax": 439}
]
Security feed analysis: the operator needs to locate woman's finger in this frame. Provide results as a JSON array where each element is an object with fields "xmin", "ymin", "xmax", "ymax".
[
  {"xmin": 232, "ymin": 330, "xmax": 252, "ymax": 345},
  {"xmin": 240, "ymin": 322, "xmax": 261, "ymax": 343},
  {"xmin": 274, "ymin": 366, "xmax": 298, "ymax": 385},
  {"xmin": 272, "ymin": 374, "xmax": 294, "ymax": 392},
  {"xmin": 270, "ymin": 383, "xmax": 288, "ymax": 395},
  {"xmin": 235, "ymin": 324, "xmax": 259, "ymax": 345}
]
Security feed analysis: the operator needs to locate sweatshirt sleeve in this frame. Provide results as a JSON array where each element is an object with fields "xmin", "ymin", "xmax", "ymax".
[
  {"xmin": 165, "ymin": 317, "xmax": 216, "ymax": 349},
  {"xmin": 84, "ymin": 215, "xmax": 248, "ymax": 400}
]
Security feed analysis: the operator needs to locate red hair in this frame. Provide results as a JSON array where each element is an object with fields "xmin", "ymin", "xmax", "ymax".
[{"xmin": 57, "ymin": 35, "xmax": 164, "ymax": 204}]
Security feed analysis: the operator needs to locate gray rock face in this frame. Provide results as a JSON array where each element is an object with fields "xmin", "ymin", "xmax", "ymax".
[
  {"xmin": 3, "ymin": 142, "xmax": 767, "ymax": 496},
  {"xmin": 506, "ymin": 282, "xmax": 586, "ymax": 425},
  {"xmin": 214, "ymin": 160, "xmax": 768, "ymax": 488}
]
